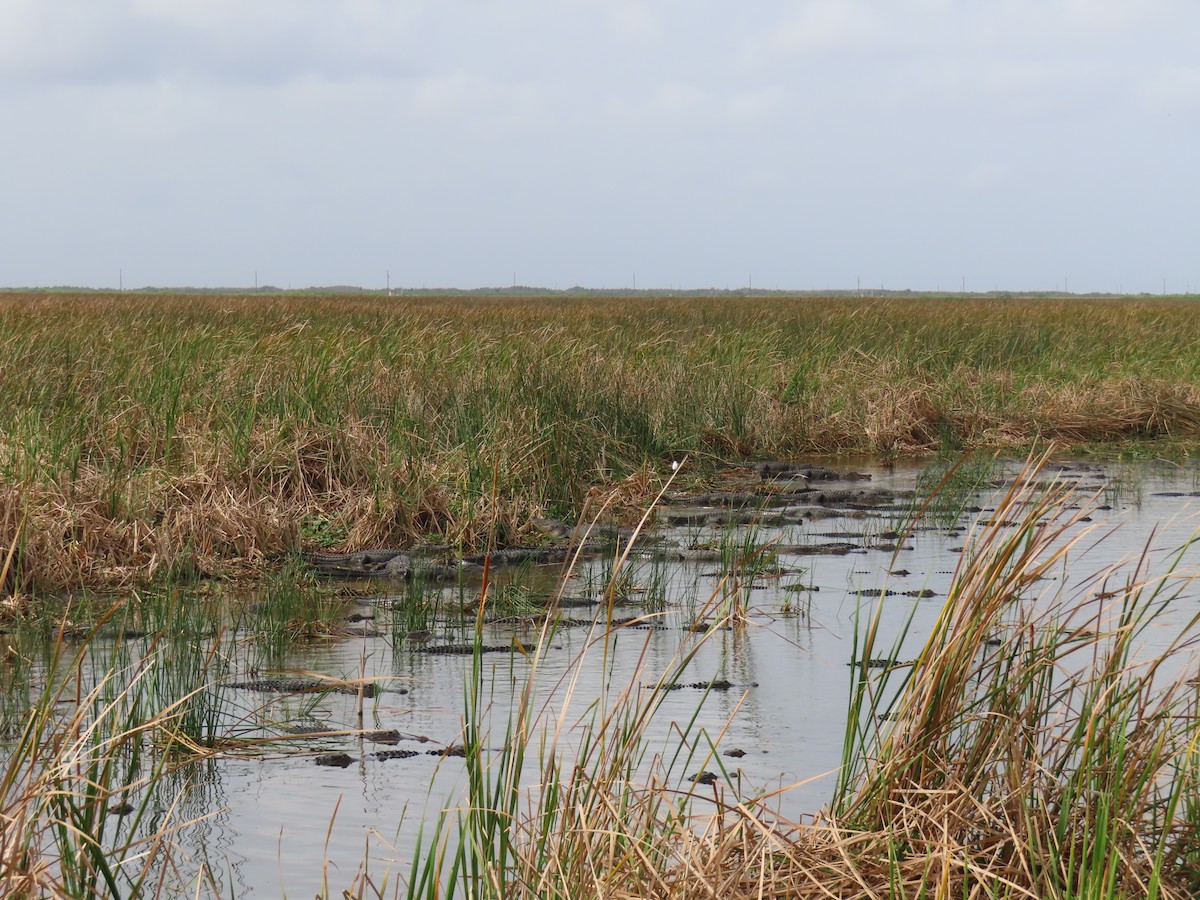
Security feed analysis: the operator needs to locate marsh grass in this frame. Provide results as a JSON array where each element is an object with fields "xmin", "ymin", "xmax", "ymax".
[
  {"xmin": 714, "ymin": 520, "xmax": 780, "ymax": 620},
  {"xmin": 236, "ymin": 557, "xmax": 347, "ymax": 658},
  {"xmin": 385, "ymin": 577, "xmax": 449, "ymax": 638},
  {"xmin": 587, "ymin": 548, "xmax": 671, "ymax": 612},
  {"xmin": 819, "ymin": 459, "xmax": 1200, "ymax": 897},
  {"xmin": 393, "ymin": 557, "xmax": 732, "ymax": 897},
  {"xmin": 2, "ymin": 293, "xmax": 1199, "ymax": 593}
]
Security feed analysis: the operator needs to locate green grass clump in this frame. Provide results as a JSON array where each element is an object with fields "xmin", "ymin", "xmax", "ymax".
[
  {"xmin": 829, "ymin": 458, "xmax": 1200, "ymax": 898},
  {"xmin": 0, "ymin": 635, "xmax": 231, "ymax": 897}
]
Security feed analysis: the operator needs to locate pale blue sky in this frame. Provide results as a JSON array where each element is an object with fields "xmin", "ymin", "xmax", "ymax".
[{"xmin": 1, "ymin": 0, "xmax": 1196, "ymax": 293}]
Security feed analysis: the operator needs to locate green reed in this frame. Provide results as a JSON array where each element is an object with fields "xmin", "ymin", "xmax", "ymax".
[{"xmin": 0, "ymin": 634, "xmax": 222, "ymax": 896}]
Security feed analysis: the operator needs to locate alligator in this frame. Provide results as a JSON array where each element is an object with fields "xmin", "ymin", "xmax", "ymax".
[
  {"xmin": 303, "ymin": 532, "xmax": 729, "ymax": 578},
  {"xmin": 461, "ymin": 540, "xmax": 606, "ymax": 568},
  {"xmin": 304, "ymin": 544, "xmax": 610, "ymax": 579},
  {"xmin": 303, "ymin": 549, "xmax": 466, "ymax": 580},
  {"xmin": 665, "ymin": 487, "xmax": 906, "ymax": 510},
  {"xmin": 756, "ymin": 461, "xmax": 872, "ymax": 482},
  {"xmin": 299, "ymin": 486, "xmax": 921, "ymax": 580},
  {"xmin": 303, "ymin": 518, "xmax": 631, "ymax": 579},
  {"xmin": 417, "ymin": 643, "xmax": 519, "ymax": 655},
  {"xmin": 314, "ymin": 746, "xmax": 468, "ymax": 768},
  {"xmin": 227, "ymin": 677, "xmax": 378, "ymax": 698}
]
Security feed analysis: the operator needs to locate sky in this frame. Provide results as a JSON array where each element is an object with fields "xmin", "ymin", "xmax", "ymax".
[{"xmin": 1, "ymin": 1, "xmax": 1197, "ymax": 294}]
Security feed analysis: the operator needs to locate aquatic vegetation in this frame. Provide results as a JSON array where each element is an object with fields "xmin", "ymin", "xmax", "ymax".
[
  {"xmin": 0, "ymin": 639, "xmax": 224, "ymax": 897},
  {"xmin": 2, "ymin": 458, "xmax": 1199, "ymax": 896},
  {"xmin": 393, "ymin": 553, "xmax": 733, "ymax": 900},
  {"xmin": 587, "ymin": 548, "xmax": 672, "ymax": 611},
  {"xmin": 0, "ymin": 623, "xmax": 392, "ymax": 897},
  {"xmin": 712, "ymin": 517, "xmax": 781, "ymax": 620},
  {"xmin": 900, "ymin": 451, "xmax": 1001, "ymax": 529},
  {"xmin": 235, "ymin": 556, "xmax": 347, "ymax": 653},
  {"xmin": 384, "ymin": 576, "xmax": 450, "ymax": 638}
]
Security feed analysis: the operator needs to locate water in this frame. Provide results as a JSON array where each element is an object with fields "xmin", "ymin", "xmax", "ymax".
[{"xmin": 7, "ymin": 457, "xmax": 1200, "ymax": 895}]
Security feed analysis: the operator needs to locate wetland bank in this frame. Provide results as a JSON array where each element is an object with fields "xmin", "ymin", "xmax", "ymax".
[{"xmin": 3, "ymin": 292, "xmax": 1200, "ymax": 898}]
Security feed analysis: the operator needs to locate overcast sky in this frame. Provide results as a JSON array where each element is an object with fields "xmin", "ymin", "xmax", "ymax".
[{"xmin": 1, "ymin": 1, "xmax": 1196, "ymax": 293}]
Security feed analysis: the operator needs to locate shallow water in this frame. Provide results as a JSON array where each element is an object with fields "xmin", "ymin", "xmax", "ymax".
[{"xmin": 9, "ymin": 457, "xmax": 1200, "ymax": 895}]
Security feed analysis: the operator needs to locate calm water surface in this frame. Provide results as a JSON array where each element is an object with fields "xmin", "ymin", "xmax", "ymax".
[{"xmin": 17, "ymin": 458, "xmax": 1200, "ymax": 895}]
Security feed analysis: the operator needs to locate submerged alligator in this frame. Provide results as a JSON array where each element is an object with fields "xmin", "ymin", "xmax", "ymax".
[
  {"xmin": 303, "ymin": 535, "xmax": 727, "ymax": 579},
  {"xmin": 303, "ymin": 547, "xmax": 606, "ymax": 580},
  {"xmin": 304, "ymin": 521, "xmax": 618, "ymax": 579},
  {"xmin": 304, "ymin": 548, "xmax": 459, "ymax": 580}
]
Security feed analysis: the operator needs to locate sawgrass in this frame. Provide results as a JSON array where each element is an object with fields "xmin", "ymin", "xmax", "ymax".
[
  {"xmin": 1, "ymin": 292, "xmax": 1198, "ymax": 595},
  {"xmin": 828, "ymin": 458, "xmax": 1200, "ymax": 898}
]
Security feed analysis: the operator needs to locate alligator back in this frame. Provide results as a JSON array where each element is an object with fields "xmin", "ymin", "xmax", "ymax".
[{"xmin": 306, "ymin": 549, "xmax": 409, "ymax": 576}]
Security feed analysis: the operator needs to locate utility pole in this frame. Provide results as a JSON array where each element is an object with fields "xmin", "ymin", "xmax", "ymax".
[{"xmin": 119, "ymin": 269, "xmax": 123, "ymax": 292}]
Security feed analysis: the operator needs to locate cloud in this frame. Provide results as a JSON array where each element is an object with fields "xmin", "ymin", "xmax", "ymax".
[
  {"xmin": 769, "ymin": 0, "xmax": 889, "ymax": 54},
  {"xmin": 0, "ymin": 0, "xmax": 423, "ymax": 85},
  {"xmin": 960, "ymin": 161, "xmax": 1009, "ymax": 191},
  {"xmin": 2, "ymin": 0, "xmax": 1197, "ymax": 291},
  {"xmin": 1140, "ymin": 64, "xmax": 1200, "ymax": 121},
  {"xmin": 581, "ymin": 80, "xmax": 789, "ymax": 150},
  {"xmin": 608, "ymin": 2, "xmax": 658, "ymax": 42},
  {"xmin": 762, "ymin": 0, "xmax": 1185, "ymax": 65},
  {"xmin": 407, "ymin": 70, "xmax": 548, "ymax": 134}
]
